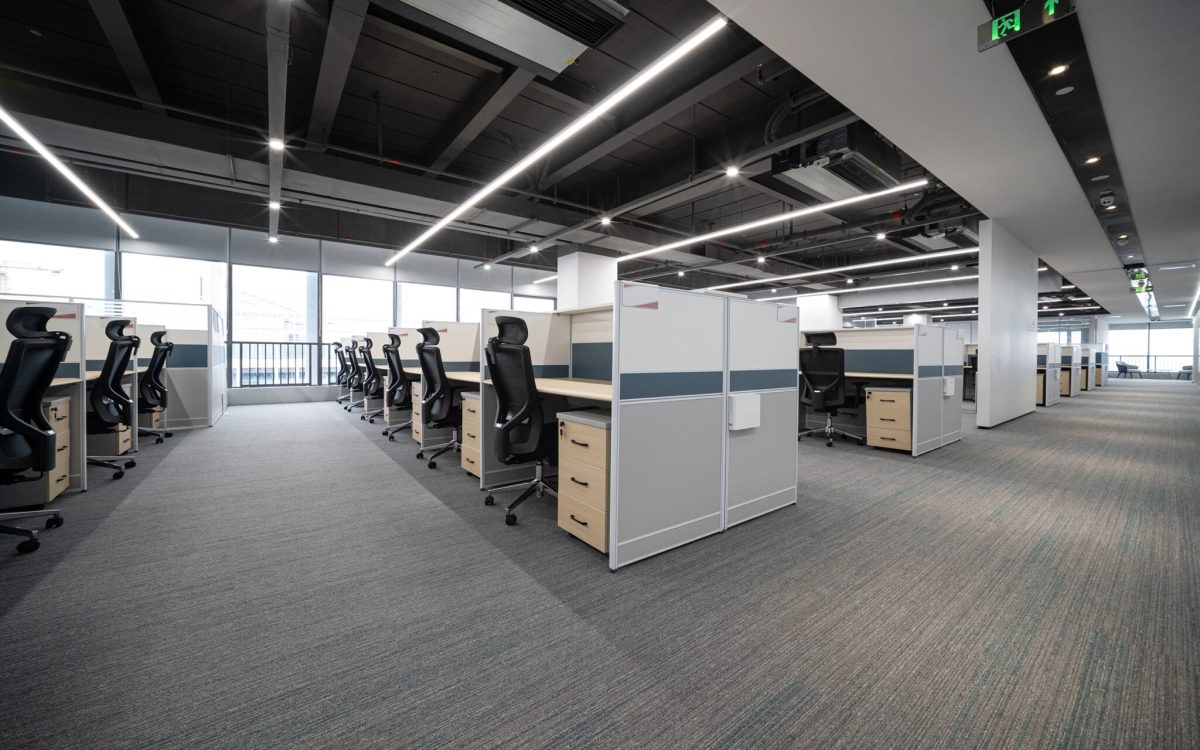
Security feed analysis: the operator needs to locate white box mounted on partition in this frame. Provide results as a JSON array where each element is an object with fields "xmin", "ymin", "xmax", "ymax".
[{"xmin": 728, "ymin": 392, "xmax": 761, "ymax": 430}]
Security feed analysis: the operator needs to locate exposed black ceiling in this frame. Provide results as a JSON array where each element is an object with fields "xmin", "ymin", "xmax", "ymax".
[{"xmin": 0, "ymin": 0, "xmax": 982, "ymax": 290}]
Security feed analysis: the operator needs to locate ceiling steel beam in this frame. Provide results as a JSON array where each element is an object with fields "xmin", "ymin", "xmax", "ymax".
[
  {"xmin": 305, "ymin": 0, "xmax": 369, "ymax": 151},
  {"xmin": 265, "ymin": 0, "xmax": 290, "ymax": 237},
  {"xmin": 424, "ymin": 68, "xmax": 536, "ymax": 175},
  {"xmin": 538, "ymin": 45, "xmax": 778, "ymax": 190},
  {"xmin": 87, "ymin": 0, "xmax": 164, "ymax": 115}
]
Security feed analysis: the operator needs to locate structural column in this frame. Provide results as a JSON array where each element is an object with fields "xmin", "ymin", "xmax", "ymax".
[
  {"xmin": 977, "ymin": 219, "xmax": 1038, "ymax": 427},
  {"xmin": 557, "ymin": 251, "xmax": 617, "ymax": 308}
]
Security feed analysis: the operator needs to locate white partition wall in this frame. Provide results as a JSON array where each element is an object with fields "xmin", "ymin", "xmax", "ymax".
[
  {"xmin": 914, "ymin": 324, "xmax": 964, "ymax": 455},
  {"xmin": 978, "ymin": 219, "xmax": 1038, "ymax": 428},
  {"xmin": 1039, "ymin": 343, "xmax": 1062, "ymax": 406},
  {"xmin": 477, "ymin": 310, "xmax": 570, "ymax": 489},
  {"xmin": 0, "ymin": 300, "xmax": 87, "ymax": 495},
  {"xmin": 611, "ymin": 283, "xmax": 727, "ymax": 569},
  {"xmin": 725, "ymin": 299, "xmax": 799, "ymax": 527},
  {"xmin": 387, "ymin": 327, "xmax": 420, "ymax": 369},
  {"xmin": 424, "ymin": 321, "xmax": 480, "ymax": 372},
  {"xmin": 1061, "ymin": 345, "xmax": 1081, "ymax": 396}
]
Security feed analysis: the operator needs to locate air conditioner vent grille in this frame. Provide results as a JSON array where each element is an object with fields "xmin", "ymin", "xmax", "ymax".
[{"xmin": 497, "ymin": 0, "xmax": 625, "ymax": 47}]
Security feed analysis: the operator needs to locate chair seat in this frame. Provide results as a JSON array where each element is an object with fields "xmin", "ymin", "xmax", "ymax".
[{"xmin": 0, "ymin": 430, "xmax": 34, "ymax": 471}]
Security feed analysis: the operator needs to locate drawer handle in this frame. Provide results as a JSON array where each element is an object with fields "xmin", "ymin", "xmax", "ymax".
[
  {"xmin": 569, "ymin": 513, "xmax": 588, "ymax": 527},
  {"xmin": 466, "ymin": 407, "xmax": 477, "ymax": 414},
  {"xmin": 569, "ymin": 439, "xmax": 589, "ymax": 448},
  {"xmin": 881, "ymin": 436, "xmax": 896, "ymax": 441},
  {"xmin": 466, "ymin": 432, "xmax": 476, "ymax": 439},
  {"xmin": 879, "ymin": 417, "xmax": 896, "ymax": 422},
  {"xmin": 465, "ymin": 457, "xmax": 475, "ymax": 465},
  {"xmin": 55, "ymin": 474, "xmax": 67, "ymax": 482},
  {"xmin": 570, "ymin": 476, "xmax": 589, "ymax": 488},
  {"xmin": 57, "ymin": 445, "xmax": 68, "ymax": 453},
  {"xmin": 880, "ymin": 398, "xmax": 896, "ymax": 403}
]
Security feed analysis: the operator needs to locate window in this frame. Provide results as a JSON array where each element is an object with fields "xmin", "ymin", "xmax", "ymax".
[
  {"xmin": 512, "ymin": 295, "xmax": 556, "ymax": 313},
  {"xmin": 458, "ymin": 288, "xmax": 511, "ymax": 323},
  {"xmin": 322, "ymin": 274, "xmax": 392, "ymax": 342},
  {"xmin": 232, "ymin": 264, "xmax": 317, "ymax": 342},
  {"xmin": 121, "ymin": 252, "xmax": 227, "ymax": 315},
  {"xmin": 1108, "ymin": 328, "xmax": 1147, "ymax": 371},
  {"xmin": 1149, "ymin": 326, "xmax": 1193, "ymax": 373},
  {"xmin": 397, "ymin": 282, "xmax": 457, "ymax": 328},
  {"xmin": 0, "ymin": 240, "xmax": 113, "ymax": 298}
]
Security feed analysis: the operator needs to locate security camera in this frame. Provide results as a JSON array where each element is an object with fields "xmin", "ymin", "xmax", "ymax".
[{"xmin": 1098, "ymin": 190, "xmax": 1115, "ymax": 207}]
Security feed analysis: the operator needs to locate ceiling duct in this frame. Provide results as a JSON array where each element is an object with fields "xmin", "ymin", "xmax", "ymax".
[
  {"xmin": 497, "ymin": 0, "xmax": 629, "ymax": 46},
  {"xmin": 772, "ymin": 121, "xmax": 901, "ymax": 201}
]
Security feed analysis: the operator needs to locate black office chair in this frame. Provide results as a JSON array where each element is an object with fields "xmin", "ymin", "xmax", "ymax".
[
  {"xmin": 359, "ymin": 337, "xmax": 386, "ymax": 422},
  {"xmin": 798, "ymin": 343, "xmax": 864, "ymax": 447},
  {"xmin": 481, "ymin": 317, "xmax": 564, "ymax": 526},
  {"xmin": 333, "ymin": 342, "xmax": 352, "ymax": 404},
  {"xmin": 966, "ymin": 354, "xmax": 978, "ymax": 401},
  {"xmin": 87, "ymin": 319, "xmax": 139, "ymax": 480},
  {"xmin": 0, "ymin": 307, "xmax": 69, "ymax": 552},
  {"xmin": 381, "ymin": 333, "xmax": 414, "ymax": 440},
  {"xmin": 343, "ymin": 339, "xmax": 365, "ymax": 411},
  {"xmin": 415, "ymin": 327, "xmax": 467, "ymax": 469},
  {"xmin": 137, "ymin": 331, "xmax": 174, "ymax": 444}
]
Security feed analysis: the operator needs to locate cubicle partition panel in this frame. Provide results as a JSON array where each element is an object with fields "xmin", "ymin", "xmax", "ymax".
[
  {"xmin": 388, "ymin": 327, "xmax": 420, "ymax": 369},
  {"xmin": 414, "ymin": 321, "xmax": 479, "ymax": 451},
  {"xmin": 610, "ymin": 283, "xmax": 727, "ymax": 569},
  {"xmin": 1037, "ymin": 343, "xmax": 1062, "ymax": 406},
  {"xmin": 208, "ymin": 307, "xmax": 227, "ymax": 426},
  {"xmin": 724, "ymin": 299, "xmax": 799, "ymax": 528},
  {"xmin": 1061, "ymin": 346, "xmax": 1081, "ymax": 397},
  {"xmin": 569, "ymin": 308, "xmax": 615, "ymax": 380},
  {"xmin": 932, "ymin": 325, "xmax": 966, "ymax": 450},
  {"xmin": 1094, "ymin": 345, "xmax": 1109, "ymax": 385},
  {"xmin": 1079, "ymin": 347, "xmax": 1092, "ymax": 391},
  {"xmin": 0, "ymin": 300, "xmax": 87, "ymax": 496},
  {"xmin": 476, "ymin": 310, "xmax": 570, "ymax": 489},
  {"xmin": 364, "ymin": 330, "xmax": 391, "ymax": 412},
  {"xmin": 86, "ymin": 315, "xmax": 140, "ymax": 452}
]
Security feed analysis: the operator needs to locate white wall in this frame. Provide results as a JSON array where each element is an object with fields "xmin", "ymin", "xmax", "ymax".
[
  {"xmin": 557, "ymin": 252, "xmax": 617, "ymax": 308},
  {"xmin": 978, "ymin": 219, "xmax": 1038, "ymax": 428},
  {"xmin": 792, "ymin": 294, "xmax": 842, "ymax": 329}
]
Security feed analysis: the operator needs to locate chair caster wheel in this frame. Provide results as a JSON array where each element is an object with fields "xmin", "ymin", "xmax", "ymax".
[
  {"xmin": 17, "ymin": 539, "xmax": 39, "ymax": 554},
  {"xmin": 484, "ymin": 495, "xmax": 495, "ymax": 506},
  {"xmin": 164, "ymin": 432, "xmax": 173, "ymax": 438},
  {"xmin": 369, "ymin": 418, "xmax": 375, "ymax": 424},
  {"xmin": 858, "ymin": 439, "xmax": 865, "ymax": 446},
  {"xmin": 416, "ymin": 452, "xmax": 424, "ymax": 460},
  {"xmin": 113, "ymin": 471, "xmax": 125, "ymax": 480},
  {"xmin": 381, "ymin": 429, "xmax": 388, "ymax": 436},
  {"xmin": 505, "ymin": 514, "xmax": 517, "ymax": 526},
  {"xmin": 826, "ymin": 441, "xmax": 833, "ymax": 447},
  {"xmin": 155, "ymin": 438, "xmax": 164, "ymax": 444},
  {"xmin": 388, "ymin": 436, "xmax": 395, "ymax": 442},
  {"xmin": 427, "ymin": 461, "xmax": 437, "ymax": 469},
  {"xmin": 45, "ymin": 516, "xmax": 63, "ymax": 529},
  {"xmin": 124, "ymin": 460, "xmax": 136, "ymax": 468}
]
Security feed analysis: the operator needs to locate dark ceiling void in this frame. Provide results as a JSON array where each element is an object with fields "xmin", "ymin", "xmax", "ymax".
[{"xmin": 984, "ymin": 1, "xmax": 1153, "ymax": 317}]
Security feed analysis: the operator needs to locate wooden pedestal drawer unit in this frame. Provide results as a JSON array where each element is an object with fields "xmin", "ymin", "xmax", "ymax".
[
  {"xmin": 92, "ymin": 423, "xmax": 131, "ymax": 456},
  {"xmin": 139, "ymin": 408, "xmax": 163, "ymax": 429},
  {"xmin": 411, "ymin": 382, "xmax": 423, "ymax": 443},
  {"xmin": 2, "ymin": 397, "xmax": 71, "ymax": 506},
  {"xmin": 460, "ymin": 392, "xmax": 482, "ymax": 477},
  {"xmin": 556, "ymin": 410, "xmax": 611, "ymax": 553},
  {"xmin": 1060, "ymin": 369, "xmax": 1071, "ymax": 396},
  {"xmin": 865, "ymin": 387, "xmax": 912, "ymax": 452},
  {"xmin": 1036, "ymin": 371, "xmax": 1045, "ymax": 406}
]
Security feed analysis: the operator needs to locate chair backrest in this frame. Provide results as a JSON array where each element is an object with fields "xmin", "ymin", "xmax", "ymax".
[
  {"xmin": 416, "ymin": 327, "xmax": 455, "ymax": 425},
  {"xmin": 138, "ymin": 330, "xmax": 173, "ymax": 408},
  {"xmin": 799, "ymin": 346, "xmax": 846, "ymax": 412},
  {"xmin": 382, "ymin": 333, "xmax": 412, "ymax": 407},
  {"xmin": 360, "ymin": 337, "xmax": 382, "ymax": 396},
  {"xmin": 1116, "ymin": 362, "xmax": 1128, "ymax": 373},
  {"xmin": 345, "ymin": 339, "xmax": 363, "ymax": 389},
  {"xmin": 0, "ymin": 307, "xmax": 73, "ymax": 474},
  {"xmin": 485, "ymin": 316, "xmax": 547, "ymax": 461},
  {"xmin": 89, "ymin": 319, "xmax": 139, "ymax": 427},
  {"xmin": 333, "ymin": 343, "xmax": 349, "ymax": 386}
]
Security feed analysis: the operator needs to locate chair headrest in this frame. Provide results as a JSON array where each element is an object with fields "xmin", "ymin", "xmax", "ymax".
[
  {"xmin": 347, "ymin": 340, "xmax": 358, "ymax": 350},
  {"xmin": 333, "ymin": 341, "xmax": 342, "ymax": 350},
  {"xmin": 5, "ymin": 306, "xmax": 56, "ymax": 338},
  {"xmin": 362, "ymin": 337, "xmax": 373, "ymax": 350},
  {"xmin": 494, "ymin": 316, "xmax": 528, "ymax": 345},
  {"xmin": 388, "ymin": 333, "xmax": 402, "ymax": 347},
  {"xmin": 150, "ymin": 330, "xmax": 167, "ymax": 345},
  {"xmin": 105, "ymin": 319, "xmax": 133, "ymax": 341},
  {"xmin": 418, "ymin": 327, "xmax": 440, "ymax": 345}
]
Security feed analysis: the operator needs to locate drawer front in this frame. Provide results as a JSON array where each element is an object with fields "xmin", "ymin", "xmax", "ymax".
[
  {"xmin": 117, "ymin": 426, "xmax": 132, "ymax": 454},
  {"xmin": 1060, "ymin": 375, "xmax": 1070, "ymax": 396},
  {"xmin": 47, "ymin": 403, "xmax": 70, "ymax": 428},
  {"xmin": 558, "ymin": 420, "xmax": 609, "ymax": 469},
  {"xmin": 460, "ymin": 423, "xmax": 481, "ymax": 452},
  {"xmin": 557, "ymin": 492, "xmax": 608, "ymax": 553},
  {"xmin": 1036, "ymin": 373, "xmax": 1045, "ymax": 405},
  {"xmin": 55, "ymin": 427, "xmax": 70, "ymax": 453},
  {"xmin": 867, "ymin": 425, "xmax": 911, "ymax": 452},
  {"xmin": 412, "ymin": 421, "xmax": 423, "ymax": 443},
  {"xmin": 867, "ymin": 390, "xmax": 910, "ymax": 410},
  {"xmin": 867, "ymin": 405, "xmax": 911, "ymax": 430},
  {"xmin": 461, "ymin": 445, "xmax": 481, "ymax": 477},
  {"xmin": 557, "ymin": 457, "xmax": 608, "ymax": 512},
  {"xmin": 46, "ymin": 469, "xmax": 70, "ymax": 501},
  {"xmin": 461, "ymin": 399, "xmax": 482, "ymax": 426}
]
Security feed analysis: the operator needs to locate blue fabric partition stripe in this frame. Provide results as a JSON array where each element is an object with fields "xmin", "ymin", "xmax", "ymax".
[
  {"xmin": 917, "ymin": 365, "xmax": 943, "ymax": 378},
  {"xmin": 730, "ymin": 369, "xmax": 798, "ymax": 391},
  {"xmin": 1037, "ymin": 354, "xmax": 1048, "ymax": 365},
  {"xmin": 620, "ymin": 371, "xmax": 723, "ymax": 400},
  {"xmin": 444, "ymin": 361, "xmax": 479, "ymax": 372},
  {"xmin": 1061, "ymin": 356, "xmax": 1072, "ymax": 365},
  {"xmin": 534, "ymin": 364, "xmax": 569, "ymax": 377},
  {"xmin": 943, "ymin": 364, "xmax": 964, "ymax": 376},
  {"xmin": 844, "ymin": 349, "xmax": 913, "ymax": 375},
  {"xmin": 57, "ymin": 362, "xmax": 80, "ymax": 378},
  {"xmin": 167, "ymin": 344, "xmax": 208, "ymax": 368},
  {"xmin": 571, "ymin": 342, "xmax": 612, "ymax": 381}
]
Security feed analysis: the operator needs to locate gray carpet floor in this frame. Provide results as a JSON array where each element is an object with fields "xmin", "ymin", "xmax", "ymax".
[{"xmin": 1, "ymin": 379, "xmax": 1197, "ymax": 749}]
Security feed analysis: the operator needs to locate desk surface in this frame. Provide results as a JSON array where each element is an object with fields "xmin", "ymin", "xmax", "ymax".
[
  {"xmin": 495, "ymin": 377, "xmax": 612, "ymax": 401},
  {"xmin": 403, "ymin": 367, "xmax": 478, "ymax": 386},
  {"xmin": 50, "ymin": 377, "xmax": 81, "ymax": 387},
  {"xmin": 844, "ymin": 371, "xmax": 914, "ymax": 380}
]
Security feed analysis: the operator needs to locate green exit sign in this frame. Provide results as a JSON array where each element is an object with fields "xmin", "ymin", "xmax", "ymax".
[{"xmin": 978, "ymin": 0, "xmax": 1077, "ymax": 52}]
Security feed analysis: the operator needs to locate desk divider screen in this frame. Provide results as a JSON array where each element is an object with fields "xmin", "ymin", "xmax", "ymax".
[
  {"xmin": 725, "ymin": 298, "xmax": 799, "ymax": 528},
  {"xmin": 569, "ymin": 309, "xmax": 614, "ymax": 381},
  {"xmin": 208, "ymin": 308, "xmax": 226, "ymax": 426},
  {"xmin": 412, "ymin": 321, "xmax": 478, "ymax": 451},
  {"xmin": 0, "ymin": 300, "xmax": 87, "ymax": 493},
  {"xmin": 611, "ymin": 282, "xmax": 727, "ymax": 570},
  {"xmin": 86, "ymin": 315, "xmax": 140, "ymax": 453},
  {"xmin": 388, "ymin": 327, "xmax": 420, "ymax": 370},
  {"xmin": 477, "ymin": 309, "xmax": 570, "ymax": 490},
  {"xmin": 1061, "ymin": 345, "xmax": 1081, "ymax": 396},
  {"xmin": 366, "ymin": 331, "xmax": 390, "ymax": 370},
  {"xmin": 937, "ymin": 325, "xmax": 965, "ymax": 448}
]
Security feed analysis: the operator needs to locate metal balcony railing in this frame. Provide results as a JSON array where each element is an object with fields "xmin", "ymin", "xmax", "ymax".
[
  {"xmin": 1109, "ymin": 354, "xmax": 1194, "ymax": 376},
  {"xmin": 230, "ymin": 341, "xmax": 338, "ymax": 387}
]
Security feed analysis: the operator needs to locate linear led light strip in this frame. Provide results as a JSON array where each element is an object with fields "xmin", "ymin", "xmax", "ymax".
[
  {"xmin": 1189, "ymin": 282, "xmax": 1200, "ymax": 318},
  {"xmin": 621, "ymin": 178, "xmax": 929, "ymax": 265},
  {"xmin": 383, "ymin": 16, "xmax": 729, "ymax": 266},
  {"xmin": 533, "ymin": 275, "xmax": 557, "ymax": 285},
  {"xmin": 1041, "ymin": 305, "xmax": 1101, "ymax": 312},
  {"xmin": 844, "ymin": 303, "xmax": 978, "ymax": 315},
  {"xmin": 0, "ymin": 104, "xmax": 139, "ymax": 239},
  {"xmin": 709, "ymin": 246, "xmax": 975, "ymax": 291},
  {"xmin": 780, "ymin": 273, "xmax": 979, "ymax": 300}
]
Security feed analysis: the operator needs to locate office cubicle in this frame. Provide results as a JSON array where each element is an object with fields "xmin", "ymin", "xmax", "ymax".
[
  {"xmin": 1079, "ymin": 346, "xmax": 1093, "ymax": 391},
  {"xmin": 0, "ymin": 299, "xmax": 88, "ymax": 498},
  {"xmin": 799, "ymin": 325, "xmax": 964, "ymax": 456},
  {"xmin": 385, "ymin": 327, "xmax": 420, "ymax": 430},
  {"xmin": 963, "ymin": 343, "xmax": 978, "ymax": 405},
  {"xmin": 1036, "ymin": 342, "xmax": 1062, "ymax": 406},
  {"xmin": 409, "ymin": 321, "xmax": 479, "ymax": 451},
  {"xmin": 85, "ymin": 314, "xmax": 140, "ymax": 453},
  {"xmin": 1093, "ymin": 344, "xmax": 1108, "ymax": 386}
]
